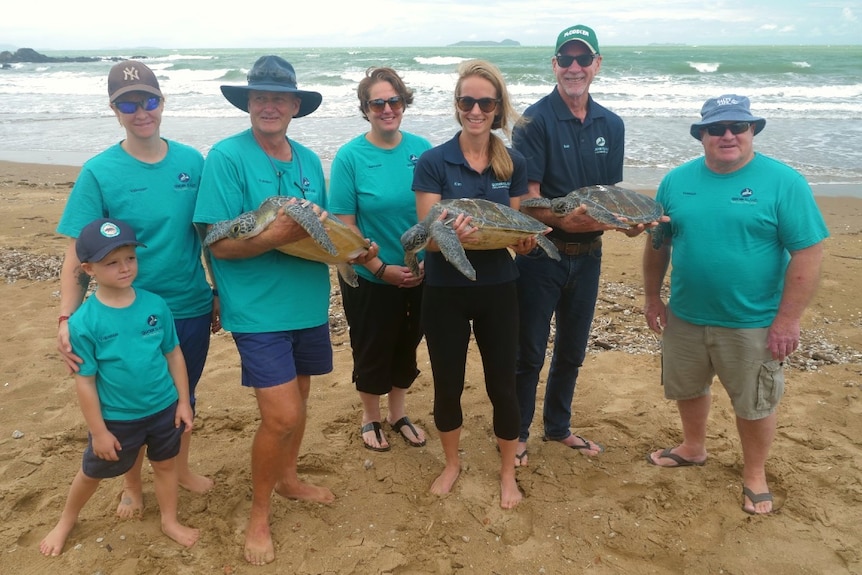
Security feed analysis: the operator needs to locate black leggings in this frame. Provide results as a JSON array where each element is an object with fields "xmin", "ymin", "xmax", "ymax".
[{"xmin": 421, "ymin": 281, "xmax": 520, "ymax": 439}]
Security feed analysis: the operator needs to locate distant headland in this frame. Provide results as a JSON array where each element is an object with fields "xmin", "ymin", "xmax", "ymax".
[
  {"xmin": 447, "ymin": 39, "xmax": 520, "ymax": 47},
  {"xmin": 0, "ymin": 48, "xmax": 147, "ymax": 65}
]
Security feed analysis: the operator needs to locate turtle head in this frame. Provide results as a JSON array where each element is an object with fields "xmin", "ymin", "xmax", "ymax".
[
  {"xmin": 227, "ymin": 213, "xmax": 261, "ymax": 239},
  {"xmin": 401, "ymin": 224, "xmax": 429, "ymax": 253}
]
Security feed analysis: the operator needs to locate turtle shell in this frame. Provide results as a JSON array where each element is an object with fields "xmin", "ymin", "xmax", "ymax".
[{"xmin": 559, "ymin": 185, "xmax": 664, "ymax": 226}]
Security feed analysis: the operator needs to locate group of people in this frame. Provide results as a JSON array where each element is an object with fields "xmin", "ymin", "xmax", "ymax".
[{"xmin": 40, "ymin": 22, "xmax": 828, "ymax": 566}]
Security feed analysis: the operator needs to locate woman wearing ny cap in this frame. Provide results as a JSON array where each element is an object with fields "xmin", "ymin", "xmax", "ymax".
[
  {"xmin": 56, "ymin": 60, "xmax": 217, "ymax": 517},
  {"xmin": 329, "ymin": 67, "xmax": 431, "ymax": 453}
]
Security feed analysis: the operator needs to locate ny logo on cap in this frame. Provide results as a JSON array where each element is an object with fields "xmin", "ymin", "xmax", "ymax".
[{"xmin": 123, "ymin": 67, "xmax": 140, "ymax": 82}]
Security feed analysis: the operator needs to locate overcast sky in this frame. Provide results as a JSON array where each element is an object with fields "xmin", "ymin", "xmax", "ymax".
[{"xmin": 2, "ymin": 0, "xmax": 859, "ymax": 50}]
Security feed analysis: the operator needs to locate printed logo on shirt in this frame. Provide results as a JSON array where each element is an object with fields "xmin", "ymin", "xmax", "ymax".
[
  {"xmin": 175, "ymin": 172, "xmax": 197, "ymax": 192},
  {"xmin": 453, "ymin": 181, "xmax": 463, "ymax": 187},
  {"xmin": 594, "ymin": 136, "xmax": 609, "ymax": 156},
  {"xmin": 141, "ymin": 314, "xmax": 163, "ymax": 337},
  {"xmin": 730, "ymin": 188, "xmax": 757, "ymax": 204},
  {"xmin": 408, "ymin": 154, "xmax": 420, "ymax": 167},
  {"xmin": 366, "ymin": 163, "xmax": 383, "ymax": 169},
  {"xmin": 98, "ymin": 332, "xmax": 119, "ymax": 342},
  {"xmin": 491, "ymin": 181, "xmax": 511, "ymax": 190}
]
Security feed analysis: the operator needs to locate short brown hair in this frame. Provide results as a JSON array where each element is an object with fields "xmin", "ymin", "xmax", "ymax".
[{"xmin": 357, "ymin": 67, "xmax": 414, "ymax": 121}]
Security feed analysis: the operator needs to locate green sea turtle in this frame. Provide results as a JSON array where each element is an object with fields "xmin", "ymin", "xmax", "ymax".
[
  {"xmin": 400, "ymin": 198, "xmax": 560, "ymax": 281},
  {"xmin": 521, "ymin": 185, "xmax": 665, "ymax": 248},
  {"xmin": 204, "ymin": 196, "xmax": 370, "ymax": 287}
]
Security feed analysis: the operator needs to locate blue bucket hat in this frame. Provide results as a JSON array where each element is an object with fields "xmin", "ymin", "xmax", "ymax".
[
  {"xmin": 690, "ymin": 94, "xmax": 766, "ymax": 140},
  {"xmin": 221, "ymin": 55, "xmax": 322, "ymax": 117}
]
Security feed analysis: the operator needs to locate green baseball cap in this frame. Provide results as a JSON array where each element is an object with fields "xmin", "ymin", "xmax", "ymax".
[{"xmin": 555, "ymin": 25, "xmax": 600, "ymax": 55}]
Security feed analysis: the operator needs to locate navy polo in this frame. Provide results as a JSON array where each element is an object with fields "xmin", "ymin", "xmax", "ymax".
[
  {"xmin": 512, "ymin": 89, "xmax": 625, "ymax": 242},
  {"xmin": 412, "ymin": 133, "xmax": 528, "ymax": 287}
]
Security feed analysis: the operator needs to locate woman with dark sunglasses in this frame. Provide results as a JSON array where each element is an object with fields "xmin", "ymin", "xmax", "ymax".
[
  {"xmin": 56, "ymin": 60, "xmax": 217, "ymax": 518},
  {"xmin": 329, "ymin": 67, "xmax": 432, "ymax": 453},
  {"xmin": 412, "ymin": 59, "xmax": 540, "ymax": 509}
]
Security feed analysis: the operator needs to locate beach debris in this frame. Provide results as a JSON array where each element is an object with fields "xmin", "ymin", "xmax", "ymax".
[
  {"xmin": 12, "ymin": 430, "xmax": 24, "ymax": 439},
  {"xmin": 0, "ymin": 248, "xmax": 62, "ymax": 282}
]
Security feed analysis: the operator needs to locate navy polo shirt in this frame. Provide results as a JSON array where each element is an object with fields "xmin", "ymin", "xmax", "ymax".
[
  {"xmin": 512, "ymin": 89, "xmax": 625, "ymax": 243},
  {"xmin": 412, "ymin": 133, "xmax": 528, "ymax": 287}
]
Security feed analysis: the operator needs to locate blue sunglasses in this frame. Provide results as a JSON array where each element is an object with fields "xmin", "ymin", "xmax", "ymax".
[{"xmin": 114, "ymin": 96, "xmax": 161, "ymax": 114}]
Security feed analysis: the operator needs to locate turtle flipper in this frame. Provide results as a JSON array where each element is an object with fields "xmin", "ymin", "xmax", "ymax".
[
  {"xmin": 520, "ymin": 197, "xmax": 553, "ymax": 210},
  {"xmin": 337, "ymin": 263, "xmax": 359, "ymax": 288},
  {"xmin": 536, "ymin": 235, "xmax": 561, "ymax": 260},
  {"xmin": 283, "ymin": 201, "xmax": 337, "ymax": 256},
  {"xmin": 431, "ymin": 220, "xmax": 476, "ymax": 281}
]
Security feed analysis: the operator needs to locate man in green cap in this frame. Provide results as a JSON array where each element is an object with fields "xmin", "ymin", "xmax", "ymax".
[{"xmin": 512, "ymin": 25, "xmax": 655, "ymax": 467}]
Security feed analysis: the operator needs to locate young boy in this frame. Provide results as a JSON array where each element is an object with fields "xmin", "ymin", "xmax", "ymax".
[{"xmin": 40, "ymin": 218, "xmax": 199, "ymax": 556}]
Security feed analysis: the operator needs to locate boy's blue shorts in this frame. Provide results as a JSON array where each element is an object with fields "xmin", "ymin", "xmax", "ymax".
[{"xmin": 81, "ymin": 402, "xmax": 183, "ymax": 479}]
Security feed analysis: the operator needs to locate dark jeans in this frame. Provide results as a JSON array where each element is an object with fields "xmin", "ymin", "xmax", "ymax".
[{"xmin": 515, "ymin": 247, "xmax": 602, "ymax": 442}]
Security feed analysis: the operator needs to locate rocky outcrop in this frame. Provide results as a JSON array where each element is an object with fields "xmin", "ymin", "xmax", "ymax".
[
  {"xmin": 0, "ymin": 48, "xmax": 149, "ymax": 64},
  {"xmin": 0, "ymin": 48, "xmax": 100, "ymax": 63}
]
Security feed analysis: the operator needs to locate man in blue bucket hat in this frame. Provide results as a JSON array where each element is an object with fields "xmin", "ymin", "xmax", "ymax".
[
  {"xmin": 193, "ymin": 55, "xmax": 339, "ymax": 565},
  {"xmin": 643, "ymin": 94, "xmax": 828, "ymax": 515}
]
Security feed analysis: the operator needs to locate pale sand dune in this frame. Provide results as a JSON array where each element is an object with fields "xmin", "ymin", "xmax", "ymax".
[{"xmin": 1, "ymin": 160, "xmax": 860, "ymax": 574}]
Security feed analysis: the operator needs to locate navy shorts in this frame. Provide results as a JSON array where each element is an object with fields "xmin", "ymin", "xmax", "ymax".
[
  {"xmin": 81, "ymin": 402, "xmax": 184, "ymax": 479},
  {"xmin": 233, "ymin": 323, "xmax": 333, "ymax": 388},
  {"xmin": 175, "ymin": 312, "xmax": 212, "ymax": 409}
]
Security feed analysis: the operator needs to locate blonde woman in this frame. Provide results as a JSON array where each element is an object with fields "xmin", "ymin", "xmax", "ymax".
[{"xmin": 412, "ymin": 60, "xmax": 539, "ymax": 509}]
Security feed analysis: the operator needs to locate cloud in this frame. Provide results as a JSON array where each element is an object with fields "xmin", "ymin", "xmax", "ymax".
[{"xmin": 842, "ymin": 7, "xmax": 857, "ymax": 21}]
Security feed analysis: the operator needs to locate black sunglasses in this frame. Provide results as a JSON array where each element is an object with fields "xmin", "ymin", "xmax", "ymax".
[
  {"xmin": 114, "ymin": 96, "xmax": 161, "ymax": 114},
  {"xmin": 703, "ymin": 122, "xmax": 751, "ymax": 137},
  {"xmin": 455, "ymin": 96, "xmax": 500, "ymax": 113},
  {"xmin": 366, "ymin": 96, "xmax": 404, "ymax": 113},
  {"xmin": 555, "ymin": 53, "xmax": 596, "ymax": 68}
]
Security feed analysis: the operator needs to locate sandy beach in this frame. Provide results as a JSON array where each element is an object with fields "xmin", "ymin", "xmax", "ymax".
[{"xmin": 1, "ymin": 159, "xmax": 861, "ymax": 575}]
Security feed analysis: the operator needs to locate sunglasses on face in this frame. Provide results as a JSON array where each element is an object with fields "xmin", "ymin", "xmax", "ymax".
[
  {"xmin": 455, "ymin": 96, "xmax": 500, "ymax": 113},
  {"xmin": 703, "ymin": 121, "xmax": 751, "ymax": 137},
  {"xmin": 555, "ymin": 53, "xmax": 596, "ymax": 68},
  {"xmin": 114, "ymin": 96, "xmax": 161, "ymax": 114},
  {"xmin": 366, "ymin": 96, "xmax": 404, "ymax": 113}
]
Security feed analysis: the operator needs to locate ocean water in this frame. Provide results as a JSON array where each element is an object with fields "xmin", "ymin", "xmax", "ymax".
[{"xmin": 1, "ymin": 45, "xmax": 860, "ymax": 196}]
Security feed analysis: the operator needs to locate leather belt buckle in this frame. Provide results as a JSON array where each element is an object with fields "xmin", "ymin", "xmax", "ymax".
[{"xmin": 549, "ymin": 237, "xmax": 602, "ymax": 256}]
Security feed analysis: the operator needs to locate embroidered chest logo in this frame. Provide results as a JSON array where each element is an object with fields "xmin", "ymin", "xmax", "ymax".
[
  {"xmin": 147, "ymin": 315, "xmax": 159, "ymax": 326},
  {"xmin": 178, "ymin": 173, "xmax": 190, "ymax": 183},
  {"xmin": 731, "ymin": 188, "xmax": 757, "ymax": 204}
]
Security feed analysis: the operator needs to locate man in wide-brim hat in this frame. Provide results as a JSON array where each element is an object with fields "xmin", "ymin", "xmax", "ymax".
[{"xmin": 193, "ymin": 55, "xmax": 343, "ymax": 566}]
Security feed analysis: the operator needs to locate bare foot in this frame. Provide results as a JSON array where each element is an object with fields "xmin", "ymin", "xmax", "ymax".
[
  {"xmin": 116, "ymin": 487, "xmax": 143, "ymax": 519},
  {"xmin": 514, "ymin": 441, "xmax": 528, "ymax": 467},
  {"xmin": 430, "ymin": 465, "xmax": 461, "ymax": 496},
  {"xmin": 39, "ymin": 520, "xmax": 75, "ymax": 556},
  {"xmin": 244, "ymin": 517, "xmax": 275, "ymax": 566},
  {"xmin": 161, "ymin": 520, "xmax": 200, "ymax": 548},
  {"xmin": 274, "ymin": 479, "xmax": 335, "ymax": 504},
  {"xmin": 500, "ymin": 476, "xmax": 523, "ymax": 509},
  {"xmin": 179, "ymin": 470, "xmax": 214, "ymax": 494}
]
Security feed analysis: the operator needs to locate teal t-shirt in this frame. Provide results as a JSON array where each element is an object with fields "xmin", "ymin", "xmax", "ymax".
[
  {"xmin": 193, "ymin": 130, "xmax": 330, "ymax": 332},
  {"xmin": 56, "ymin": 140, "xmax": 212, "ymax": 319},
  {"xmin": 329, "ymin": 131, "xmax": 432, "ymax": 283},
  {"xmin": 657, "ymin": 153, "xmax": 829, "ymax": 328},
  {"xmin": 70, "ymin": 288, "xmax": 180, "ymax": 421}
]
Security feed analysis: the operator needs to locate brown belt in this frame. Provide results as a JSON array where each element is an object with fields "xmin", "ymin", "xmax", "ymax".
[{"xmin": 549, "ymin": 237, "xmax": 602, "ymax": 256}]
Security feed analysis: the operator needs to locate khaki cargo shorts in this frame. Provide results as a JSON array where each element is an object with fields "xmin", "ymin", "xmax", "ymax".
[{"xmin": 661, "ymin": 310, "xmax": 784, "ymax": 420}]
